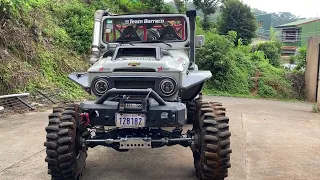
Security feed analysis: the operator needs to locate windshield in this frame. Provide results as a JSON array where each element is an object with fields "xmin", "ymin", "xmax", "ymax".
[{"xmin": 102, "ymin": 16, "xmax": 187, "ymax": 43}]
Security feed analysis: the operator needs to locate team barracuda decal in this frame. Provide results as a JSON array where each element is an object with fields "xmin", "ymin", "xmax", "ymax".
[{"xmin": 125, "ymin": 19, "xmax": 165, "ymax": 24}]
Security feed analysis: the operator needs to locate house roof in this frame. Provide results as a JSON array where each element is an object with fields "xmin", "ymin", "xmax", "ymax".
[{"xmin": 275, "ymin": 18, "xmax": 320, "ymax": 28}]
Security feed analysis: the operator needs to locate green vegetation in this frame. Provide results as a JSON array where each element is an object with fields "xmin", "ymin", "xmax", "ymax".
[
  {"xmin": 0, "ymin": 0, "xmax": 173, "ymax": 100},
  {"xmin": 292, "ymin": 45, "xmax": 307, "ymax": 71},
  {"xmin": 255, "ymin": 41, "xmax": 282, "ymax": 67},
  {"xmin": 196, "ymin": 24, "xmax": 302, "ymax": 100},
  {"xmin": 312, "ymin": 103, "xmax": 319, "ymax": 113},
  {"xmin": 193, "ymin": 0, "xmax": 221, "ymax": 29},
  {"xmin": 173, "ymin": 0, "xmax": 186, "ymax": 13},
  {"xmin": 0, "ymin": 0, "xmax": 94, "ymax": 100},
  {"xmin": 217, "ymin": 0, "xmax": 257, "ymax": 45}
]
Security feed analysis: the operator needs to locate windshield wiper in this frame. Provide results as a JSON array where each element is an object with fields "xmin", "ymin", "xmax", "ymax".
[
  {"xmin": 114, "ymin": 40, "xmax": 136, "ymax": 46},
  {"xmin": 141, "ymin": 40, "xmax": 172, "ymax": 47}
]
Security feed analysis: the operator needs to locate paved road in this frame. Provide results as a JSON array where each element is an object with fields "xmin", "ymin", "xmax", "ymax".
[{"xmin": 0, "ymin": 96, "xmax": 320, "ymax": 180}]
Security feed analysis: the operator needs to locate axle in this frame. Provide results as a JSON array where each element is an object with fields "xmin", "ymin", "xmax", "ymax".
[
  {"xmin": 85, "ymin": 136, "xmax": 193, "ymax": 150},
  {"xmin": 86, "ymin": 137, "xmax": 192, "ymax": 144}
]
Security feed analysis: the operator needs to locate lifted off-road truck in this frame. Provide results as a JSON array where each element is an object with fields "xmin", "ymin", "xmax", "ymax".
[{"xmin": 44, "ymin": 10, "xmax": 232, "ymax": 180}]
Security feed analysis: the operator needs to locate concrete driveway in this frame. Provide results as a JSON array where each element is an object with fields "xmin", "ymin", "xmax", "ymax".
[{"xmin": 0, "ymin": 96, "xmax": 319, "ymax": 180}]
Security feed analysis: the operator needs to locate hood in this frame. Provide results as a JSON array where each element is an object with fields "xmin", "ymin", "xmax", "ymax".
[{"xmin": 88, "ymin": 46, "xmax": 189, "ymax": 73}]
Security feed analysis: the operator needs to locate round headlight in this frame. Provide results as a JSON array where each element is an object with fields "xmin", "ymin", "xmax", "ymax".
[
  {"xmin": 160, "ymin": 78, "xmax": 176, "ymax": 96},
  {"xmin": 93, "ymin": 78, "xmax": 109, "ymax": 95}
]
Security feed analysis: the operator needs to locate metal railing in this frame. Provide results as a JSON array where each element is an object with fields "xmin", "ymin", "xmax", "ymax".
[
  {"xmin": 0, "ymin": 93, "xmax": 33, "ymax": 116},
  {"xmin": 0, "ymin": 88, "xmax": 65, "ymax": 117}
]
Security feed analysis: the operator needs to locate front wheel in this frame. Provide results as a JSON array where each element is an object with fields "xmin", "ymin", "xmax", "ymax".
[
  {"xmin": 44, "ymin": 104, "xmax": 87, "ymax": 180},
  {"xmin": 191, "ymin": 101, "xmax": 232, "ymax": 179}
]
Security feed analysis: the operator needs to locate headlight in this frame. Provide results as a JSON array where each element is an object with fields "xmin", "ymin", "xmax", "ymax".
[
  {"xmin": 93, "ymin": 78, "xmax": 109, "ymax": 96},
  {"xmin": 159, "ymin": 78, "xmax": 176, "ymax": 96}
]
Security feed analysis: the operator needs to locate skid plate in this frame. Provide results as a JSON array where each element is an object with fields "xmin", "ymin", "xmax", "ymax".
[{"xmin": 119, "ymin": 138, "xmax": 152, "ymax": 149}]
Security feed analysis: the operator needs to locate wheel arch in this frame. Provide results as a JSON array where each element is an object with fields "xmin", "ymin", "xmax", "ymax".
[{"xmin": 180, "ymin": 70, "xmax": 211, "ymax": 102}]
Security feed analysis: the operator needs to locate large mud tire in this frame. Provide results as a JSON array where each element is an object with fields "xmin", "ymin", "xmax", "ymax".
[
  {"xmin": 44, "ymin": 104, "xmax": 87, "ymax": 180},
  {"xmin": 186, "ymin": 93, "xmax": 203, "ymax": 124},
  {"xmin": 192, "ymin": 101, "xmax": 232, "ymax": 180}
]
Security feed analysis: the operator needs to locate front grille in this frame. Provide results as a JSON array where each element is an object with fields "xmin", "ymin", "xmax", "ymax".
[
  {"xmin": 113, "ymin": 68, "xmax": 156, "ymax": 72},
  {"xmin": 114, "ymin": 81, "xmax": 155, "ymax": 89}
]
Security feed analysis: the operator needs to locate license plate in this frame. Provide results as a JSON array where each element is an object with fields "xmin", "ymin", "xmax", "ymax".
[{"xmin": 115, "ymin": 113, "xmax": 146, "ymax": 128}]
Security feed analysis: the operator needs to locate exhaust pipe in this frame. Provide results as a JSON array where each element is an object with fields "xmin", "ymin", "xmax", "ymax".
[
  {"xmin": 186, "ymin": 10, "xmax": 197, "ymax": 69},
  {"xmin": 90, "ymin": 10, "xmax": 111, "ymax": 64}
]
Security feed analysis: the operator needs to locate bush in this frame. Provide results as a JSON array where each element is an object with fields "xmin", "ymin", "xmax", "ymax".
[
  {"xmin": 255, "ymin": 41, "xmax": 282, "ymax": 67},
  {"xmin": 293, "ymin": 45, "xmax": 307, "ymax": 71},
  {"xmin": 196, "ymin": 33, "xmax": 234, "ymax": 91},
  {"xmin": 196, "ymin": 29, "xmax": 296, "ymax": 99},
  {"xmin": 286, "ymin": 72, "xmax": 306, "ymax": 100},
  {"xmin": 256, "ymin": 59, "xmax": 292, "ymax": 99},
  {"xmin": 225, "ymin": 50, "xmax": 254, "ymax": 94}
]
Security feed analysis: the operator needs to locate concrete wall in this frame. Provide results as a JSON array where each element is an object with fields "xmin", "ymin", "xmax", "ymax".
[{"xmin": 305, "ymin": 37, "xmax": 320, "ymax": 103}]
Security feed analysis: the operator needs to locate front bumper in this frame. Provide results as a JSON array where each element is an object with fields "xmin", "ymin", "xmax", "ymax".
[{"xmin": 78, "ymin": 89, "xmax": 186, "ymax": 127}]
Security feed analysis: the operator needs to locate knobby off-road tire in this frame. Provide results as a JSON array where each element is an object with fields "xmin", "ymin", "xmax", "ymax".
[
  {"xmin": 192, "ymin": 101, "xmax": 232, "ymax": 180},
  {"xmin": 44, "ymin": 104, "xmax": 87, "ymax": 180},
  {"xmin": 186, "ymin": 92, "xmax": 203, "ymax": 124}
]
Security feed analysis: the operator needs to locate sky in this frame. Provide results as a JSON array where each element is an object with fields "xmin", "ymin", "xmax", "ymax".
[{"xmin": 241, "ymin": 0, "xmax": 320, "ymax": 18}]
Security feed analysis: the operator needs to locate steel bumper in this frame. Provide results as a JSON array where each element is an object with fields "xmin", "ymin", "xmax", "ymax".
[{"xmin": 78, "ymin": 89, "xmax": 186, "ymax": 127}]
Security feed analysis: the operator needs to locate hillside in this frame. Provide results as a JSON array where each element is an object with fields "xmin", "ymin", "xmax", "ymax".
[
  {"xmin": 252, "ymin": 8, "xmax": 306, "ymax": 27},
  {"xmin": 0, "ymin": 0, "xmax": 175, "ymax": 99},
  {"xmin": 0, "ymin": 1, "xmax": 91, "ymax": 99}
]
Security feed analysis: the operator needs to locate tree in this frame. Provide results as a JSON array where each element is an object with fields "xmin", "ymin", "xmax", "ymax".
[
  {"xmin": 192, "ymin": 0, "xmax": 222, "ymax": 29},
  {"xmin": 217, "ymin": 0, "xmax": 257, "ymax": 45},
  {"xmin": 173, "ymin": 0, "xmax": 186, "ymax": 13},
  {"xmin": 115, "ymin": 0, "xmax": 174, "ymax": 14},
  {"xmin": 139, "ymin": 0, "xmax": 174, "ymax": 13}
]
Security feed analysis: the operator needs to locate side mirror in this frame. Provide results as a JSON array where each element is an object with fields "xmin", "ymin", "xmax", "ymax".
[{"xmin": 196, "ymin": 35, "xmax": 205, "ymax": 48}]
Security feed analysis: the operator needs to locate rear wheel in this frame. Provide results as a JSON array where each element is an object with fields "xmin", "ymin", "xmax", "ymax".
[
  {"xmin": 192, "ymin": 101, "xmax": 232, "ymax": 180},
  {"xmin": 44, "ymin": 104, "xmax": 87, "ymax": 180}
]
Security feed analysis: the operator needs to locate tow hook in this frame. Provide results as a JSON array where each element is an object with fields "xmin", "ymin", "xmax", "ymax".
[{"xmin": 80, "ymin": 112, "xmax": 90, "ymax": 126}]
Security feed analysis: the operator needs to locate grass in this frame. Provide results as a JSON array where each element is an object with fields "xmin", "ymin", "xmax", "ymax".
[
  {"xmin": 203, "ymin": 88, "xmax": 305, "ymax": 103},
  {"xmin": 311, "ymin": 103, "xmax": 320, "ymax": 113}
]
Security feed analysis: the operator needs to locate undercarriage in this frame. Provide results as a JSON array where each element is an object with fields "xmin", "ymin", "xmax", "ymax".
[{"xmin": 85, "ymin": 126, "xmax": 194, "ymax": 151}]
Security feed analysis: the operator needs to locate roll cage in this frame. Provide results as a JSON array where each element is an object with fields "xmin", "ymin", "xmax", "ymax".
[{"xmin": 101, "ymin": 15, "xmax": 189, "ymax": 43}]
